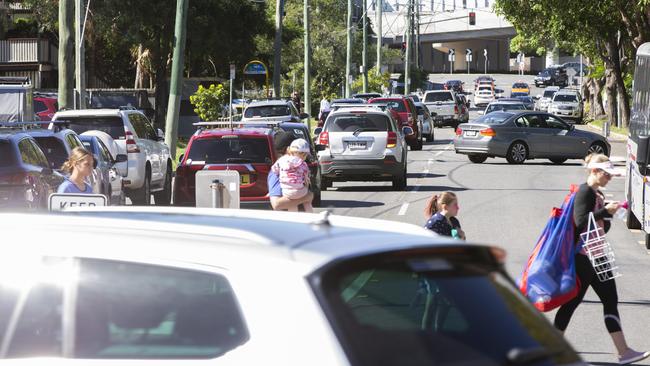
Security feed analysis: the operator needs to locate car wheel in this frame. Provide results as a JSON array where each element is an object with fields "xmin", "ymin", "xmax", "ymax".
[
  {"xmin": 153, "ymin": 166, "xmax": 172, "ymax": 206},
  {"xmin": 506, "ymin": 142, "xmax": 528, "ymax": 164},
  {"xmin": 392, "ymin": 164, "xmax": 407, "ymax": 191},
  {"xmin": 549, "ymin": 158, "xmax": 567, "ymax": 164},
  {"xmin": 587, "ymin": 142, "xmax": 608, "ymax": 156},
  {"xmin": 312, "ymin": 188, "xmax": 322, "ymax": 207},
  {"xmin": 321, "ymin": 177, "xmax": 331, "ymax": 190},
  {"xmin": 131, "ymin": 170, "xmax": 151, "ymax": 205},
  {"xmin": 468, "ymin": 154, "xmax": 488, "ymax": 164},
  {"xmin": 412, "ymin": 131, "xmax": 423, "ymax": 151}
]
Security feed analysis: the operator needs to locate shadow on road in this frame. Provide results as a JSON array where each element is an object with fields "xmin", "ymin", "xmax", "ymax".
[
  {"xmin": 329, "ymin": 186, "xmax": 393, "ymax": 192},
  {"xmin": 408, "ymin": 172, "xmax": 445, "ymax": 179},
  {"xmin": 428, "ymin": 138, "xmax": 454, "ymax": 145},
  {"xmin": 319, "ymin": 200, "xmax": 384, "ymax": 208},
  {"xmin": 415, "ymin": 185, "xmax": 468, "ymax": 192},
  {"xmin": 473, "ymin": 161, "xmax": 585, "ymax": 167}
]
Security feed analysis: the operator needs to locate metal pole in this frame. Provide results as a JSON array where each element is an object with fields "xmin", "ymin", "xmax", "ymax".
[
  {"xmin": 74, "ymin": 0, "xmax": 86, "ymax": 108},
  {"xmin": 210, "ymin": 179, "xmax": 223, "ymax": 208},
  {"xmin": 345, "ymin": 0, "xmax": 353, "ymax": 97},
  {"xmin": 229, "ymin": 79, "xmax": 233, "ymax": 126},
  {"xmin": 415, "ymin": 0, "xmax": 420, "ymax": 70},
  {"xmin": 273, "ymin": 0, "xmax": 285, "ymax": 97},
  {"xmin": 362, "ymin": 0, "xmax": 368, "ymax": 93},
  {"xmin": 163, "ymin": 0, "xmax": 189, "ymax": 161},
  {"xmin": 58, "ymin": 0, "xmax": 74, "ymax": 109},
  {"xmin": 376, "ymin": 0, "xmax": 382, "ymax": 75},
  {"xmin": 304, "ymin": 0, "xmax": 312, "ymax": 128},
  {"xmin": 404, "ymin": 0, "xmax": 411, "ymax": 95},
  {"xmin": 579, "ymin": 54, "xmax": 584, "ymax": 89}
]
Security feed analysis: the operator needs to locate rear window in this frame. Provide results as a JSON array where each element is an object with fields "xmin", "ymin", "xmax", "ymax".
[
  {"xmin": 0, "ymin": 141, "xmax": 14, "ymax": 167},
  {"xmin": 313, "ymin": 250, "xmax": 580, "ymax": 366},
  {"xmin": 424, "ymin": 92, "xmax": 453, "ymax": 103},
  {"xmin": 485, "ymin": 104, "xmax": 526, "ymax": 114},
  {"xmin": 33, "ymin": 137, "xmax": 68, "ymax": 169},
  {"xmin": 326, "ymin": 114, "xmax": 392, "ymax": 132},
  {"xmin": 0, "ymin": 256, "xmax": 249, "ymax": 359},
  {"xmin": 244, "ymin": 105, "xmax": 291, "ymax": 118},
  {"xmin": 475, "ymin": 112, "xmax": 512, "ymax": 125},
  {"xmin": 553, "ymin": 94, "xmax": 578, "ymax": 103},
  {"xmin": 543, "ymin": 90, "xmax": 557, "ymax": 98},
  {"xmin": 369, "ymin": 99, "xmax": 406, "ymax": 113},
  {"xmin": 61, "ymin": 117, "xmax": 125, "ymax": 140},
  {"xmin": 513, "ymin": 83, "xmax": 527, "ymax": 88},
  {"xmin": 34, "ymin": 100, "xmax": 48, "ymax": 114},
  {"xmin": 187, "ymin": 137, "xmax": 272, "ymax": 164}
]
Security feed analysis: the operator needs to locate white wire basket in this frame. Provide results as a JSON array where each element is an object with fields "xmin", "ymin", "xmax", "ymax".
[{"xmin": 579, "ymin": 212, "xmax": 621, "ymax": 282}]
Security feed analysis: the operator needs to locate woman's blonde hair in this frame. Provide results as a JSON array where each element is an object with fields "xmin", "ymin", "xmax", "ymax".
[
  {"xmin": 424, "ymin": 191, "xmax": 457, "ymax": 218},
  {"xmin": 61, "ymin": 147, "xmax": 93, "ymax": 174},
  {"xmin": 585, "ymin": 153, "xmax": 609, "ymax": 165}
]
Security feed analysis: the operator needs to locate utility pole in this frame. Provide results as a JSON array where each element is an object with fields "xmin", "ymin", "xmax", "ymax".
[
  {"xmin": 58, "ymin": 0, "xmax": 74, "ymax": 109},
  {"xmin": 345, "ymin": 0, "xmax": 352, "ymax": 97},
  {"xmin": 404, "ymin": 0, "xmax": 411, "ymax": 95},
  {"xmin": 164, "ymin": 0, "xmax": 188, "ymax": 160},
  {"xmin": 376, "ymin": 0, "xmax": 382, "ymax": 75},
  {"xmin": 74, "ymin": 0, "xmax": 86, "ymax": 108},
  {"xmin": 415, "ymin": 0, "xmax": 420, "ymax": 70},
  {"xmin": 362, "ymin": 0, "xmax": 368, "ymax": 93},
  {"xmin": 273, "ymin": 0, "xmax": 285, "ymax": 98},
  {"xmin": 304, "ymin": 0, "xmax": 311, "ymax": 127}
]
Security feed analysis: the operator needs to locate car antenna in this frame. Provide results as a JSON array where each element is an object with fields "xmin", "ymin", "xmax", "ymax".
[{"xmin": 310, "ymin": 210, "xmax": 332, "ymax": 227}]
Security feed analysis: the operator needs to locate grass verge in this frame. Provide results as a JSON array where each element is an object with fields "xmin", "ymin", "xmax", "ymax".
[{"xmin": 588, "ymin": 118, "xmax": 628, "ymax": 136}]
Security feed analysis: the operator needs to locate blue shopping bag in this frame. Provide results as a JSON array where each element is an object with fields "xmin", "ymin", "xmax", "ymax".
[{"xmin": 518, "ymin": 186, "xmax": 580, "ymax": 312}]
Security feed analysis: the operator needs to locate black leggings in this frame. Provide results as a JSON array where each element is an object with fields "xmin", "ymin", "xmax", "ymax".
[{"xmin": 554, "ymin": 254, "xmax": 621, "ymax": 333}]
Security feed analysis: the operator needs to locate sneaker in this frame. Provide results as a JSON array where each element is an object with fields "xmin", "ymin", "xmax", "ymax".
[{"xmin": 619, "ymin": 349, "xmax": 650, "ymax": 365}]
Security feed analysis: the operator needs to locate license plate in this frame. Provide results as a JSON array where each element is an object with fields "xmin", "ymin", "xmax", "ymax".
[
  {"xmin": 240, "ymin": 174, "xmax": 250, "ymax": 185},
  {"xmin": 348, "ymin": 142, "xmax": 367, "ymax": 150},
  {"xmin": 464, "ymin": 130, "xmax": 478, "ymax": 137}
]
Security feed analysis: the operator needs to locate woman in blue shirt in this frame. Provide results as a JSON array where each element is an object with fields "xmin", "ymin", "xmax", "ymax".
[
  {"xmin": 423, "ymin": 191, "xmax": 465, "ymax": 240},
  {"xmin": 57, "ymin": 147, "xmax": 95, "ymax": 194}
]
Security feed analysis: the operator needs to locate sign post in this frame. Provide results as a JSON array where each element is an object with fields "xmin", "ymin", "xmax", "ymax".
[
  {"xmin": 229, "ymin": 63, "xmax": 235, "ymax": 126},
  {"xmin": 465, "ymin": 49, "xmax": 472, "ymax": 74},
  {"xmin": 448, "ymin": 49, "xmax": 455, "ymax": 75},
  {"xmin": 483, "ymin": 48, "xmax": 488, "ymax": 74}
]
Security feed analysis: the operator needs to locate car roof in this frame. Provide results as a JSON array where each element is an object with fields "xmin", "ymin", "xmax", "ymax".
[
  {"xmin": 2, "ymin": 208, "xmax": 464, "ymax": 271},
  {"xmin": 329, "ymin": 107, "xmax": 391, "ymax": 116},
  {"xmin": 53, "ymin": 109, "xmax": 130, "ymax": 117},
  {"xmin": 544, "ymin": 86, "xmax": 561, "ymax": 91},
  {"xmin": 332, "ymin": 98, "xmax": 365, "ymax": 104},
  {"xmin": 193, "ymin": 127, "xmax": 273, "ymax": 139},
  {"xmin": 23, "ymin": 128, "xmax": 73, "ymax": 138},
  {"xmin": 245, "ymin": 100, "xmax": 291, "ymax": 108},
  {"xmin": 488, "ymin": 100, "xmax": 525, "ymax": 105}
]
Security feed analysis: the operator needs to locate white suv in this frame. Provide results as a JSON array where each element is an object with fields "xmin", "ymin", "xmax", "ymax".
[
  {"xmin": 242, "ymin": 99, "xmax": 308, "ymax": 122},
  {"xmin": 314, "ymin": 107, "xmax": 410, "ymax": 190},
  {"xmin": 548, "ymin": 90, "xmax": 584, "ymax": 123},
  {"xmin": 52, "ymin": 109, "xmax": 172, "ymax": 205}
]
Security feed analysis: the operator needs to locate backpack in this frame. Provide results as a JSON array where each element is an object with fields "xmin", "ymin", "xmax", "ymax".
[{"xmin": 518, "ymin": 186, "xmax": 580, "ymax": 312}]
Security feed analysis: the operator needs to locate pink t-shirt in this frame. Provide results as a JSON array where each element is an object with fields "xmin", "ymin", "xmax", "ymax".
[{"xmin": 271, "ymin": 155, "xmax": 310, "ymax": 192}]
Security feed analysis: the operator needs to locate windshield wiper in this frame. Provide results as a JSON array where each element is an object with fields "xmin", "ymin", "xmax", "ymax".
[
  {"xmin": 225, "ymin": 158, "xmax": 253, "ymax": 164},
  {"xmin": 506, "ymin": 346, "xmax": 562, "ymax": 365},
  {"xmin": 352, "ymin": 128, "xmax": 379, "ymax": 136}
]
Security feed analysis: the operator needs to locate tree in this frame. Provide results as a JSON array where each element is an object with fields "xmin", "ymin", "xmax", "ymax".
[
  {"xmin": 351, "ymin": 66, "xmax": 389, "ymax": 94},
  {"xmin": 189, "ymin": 83, "xmax": 227, "ymax": 121}
]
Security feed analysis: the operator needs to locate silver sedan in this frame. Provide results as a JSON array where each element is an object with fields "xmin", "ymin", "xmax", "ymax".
[{"xmin": 454, "ymin": 111, "xmax": 610, "ymax": 164}]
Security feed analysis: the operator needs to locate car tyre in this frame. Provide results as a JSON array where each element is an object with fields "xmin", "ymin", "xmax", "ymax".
[
  {"xmin": 411, "ymin": 131, "xmax": 423, "ymax": 151},
  {"xmin": 312, "ymin": 188, "xmax": 322, "ymax": 207},
  {"xmin": 392, "ymin": 164, "xmax": 407, "ymax": 191},
  {"xmin": 131, "ymin": 170, "xmax": 151, "ymax": 205},
  {"xmin": 549, "ymin": 158, "xmax": 567, "ymax": 164},
  {"xmin": 321, "ymin": 177, "xmax": 331, "ymax": 190},
  {"xmin": 153, "ymin": 166, "xmax": 172, "ymax": 206},
  {"xmin": 506, "ymin": 142, "xmax": 528, "ymax": 164},
  {"xmin": 587, "ymin": 142, "xmax": 608, "ymax": 156},
  {"xmin": 468, "ymin": 154, "xmax": 488, "ymax": 164}
]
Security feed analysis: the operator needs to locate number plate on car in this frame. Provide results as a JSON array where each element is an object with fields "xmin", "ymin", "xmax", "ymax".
[
  {"xmin": 348, "ymin": 142, "xmax": 367, "ymax": 149},
  {"xmin": 240, "ymin": 174, "xmax": 250, "ymax": 185},
  {"xmin": 464, "ymin": 130, "xmax": 478, "ymax": 137}
]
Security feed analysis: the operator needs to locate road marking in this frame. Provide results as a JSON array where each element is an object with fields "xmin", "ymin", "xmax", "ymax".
[
  {"xmin": 630, "ymin": 229, "xmax": 642, "ymax": 233},
  {"xmin": 398, "ymin": 203, "xmax": 409, "ymax": 215},
  {"xmin": 639, "ymin": 241, "xmax": 646, "ymax": 245}
]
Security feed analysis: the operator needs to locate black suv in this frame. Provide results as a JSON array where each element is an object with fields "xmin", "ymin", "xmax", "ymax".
[{"xmin": 534, "ymin": 66, "xmax": 568, "ymax": 87}]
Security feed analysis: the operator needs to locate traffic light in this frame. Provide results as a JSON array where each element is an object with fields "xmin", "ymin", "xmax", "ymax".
[{"xmin": 469, "ymin": 11, "xmax": 476, "ymax": 25}]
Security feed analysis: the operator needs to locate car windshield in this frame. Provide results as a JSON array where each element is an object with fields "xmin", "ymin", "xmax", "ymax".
[
  {"xmin": 187, "ymin": 137, "xmax": 271, "ymax": 164},
  {"xmin": 553, "ymin": 94, "xmax": 578, "ymax": 102},
  {"xmin": 370, "ymin": 100, "xmax": 406, "ymax": 113},
  {"xmin": 0, "ymin": 141, "xmax": 13, "ymax": 167},
  {"xmin": 539, "ymin": 70, "xmax": 551, "ymax": 76},
  {"xmin": 314, "ymin": 249, "xmax": 580, "ymax": 366},
  {"xmin": 475, "ymin": 112, "xmax": 512, "ymax": 125},
  {"xmin": 517, "ymin": 97, "xmax": 533, "ymax": 103},
  {"xmin": 543, "ymin": 90, "xmax": 557, "ymax": 98},
  {"xmin": 32, "ymin": 137, "xmax": 68, "ymax": 169},
  {"xmin": 327, "ymin": 114, "xmax": 391, "ymax": 132},
  {"xmin": 424, "ymin": 93, "xmax": 453, "ymax": 103},
  {"xmin": 513, "ymin": 83, "xmax": 527, "ymax": 88},
  {"xmin": 485, "ymin": 104, "xmax": 526, "ymax": 114},
  {"xmin": 63, "ymin": 117, "xmax": 126, "ymax": 140},
  {"xmin": 244, "ymin": 105, "xmax": 291, "ymax": 118}
]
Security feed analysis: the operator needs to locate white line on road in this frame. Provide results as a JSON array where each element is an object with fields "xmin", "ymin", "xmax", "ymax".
[
  {"xmin": 630, "ymin": 229, "xmax": 643, "ymax": 233},
  {"xmin": 638, "ymin": 241, "xmax": 646, "ymax": 245},
  {"xmin": 398, "ymin": 203, "xmax": 409, "ymax": 216}
]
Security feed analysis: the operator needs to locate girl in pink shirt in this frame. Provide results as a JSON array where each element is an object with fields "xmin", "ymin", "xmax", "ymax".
[{"xmin": 271, "ymin": 138, "xmax": 313, "ymax": 212}]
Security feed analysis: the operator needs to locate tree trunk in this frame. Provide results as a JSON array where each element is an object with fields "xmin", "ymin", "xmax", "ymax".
[
  {"xmin": 135, "ymin": 44, "xmax": 143, "ymax": 89},
  {"xmin": 153, "ymin": 31, "xmax": 171, "ymax": 128},
  {"xmin": 604, "ymin": 36, "xmax": 630, "ymax": 127},
  {"xmin": 604, "ymin": 69, "xmax": 617, "ymax": 126},
  {"xmin": 592, "ymin": 77, "xmax": 606, "ymax": 118}
]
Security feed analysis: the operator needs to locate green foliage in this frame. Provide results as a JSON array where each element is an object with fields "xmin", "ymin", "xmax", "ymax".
[
  {"xmin": 189, "ymin": 84, "xmax": 228, "ymax": 122},
  {"xmin": 351, "ymin": 67, "xmax": 390, "ymax": 94}
]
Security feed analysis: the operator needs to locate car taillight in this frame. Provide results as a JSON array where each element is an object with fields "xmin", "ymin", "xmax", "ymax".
[
  {"xmin": 454, "ymin": 105, "xmax": 459, "ymax": 115},
  {"xmin": 456, "ymin": 127, "xmax": 462, "ymax": 136},
  {"xmin": 387, "ymin": 131, "xmax": 397, "ymax": 148},
  {"xmin": 318, "ymin": 131, "xmax": 329, "ymax": 146},
  {"xmin": 480, "ymin": 128, "xmax": 496, "ymax": 137},
  {"xmin": 125, "ymin": 130, "xmax": 140, "ymax": 153}
]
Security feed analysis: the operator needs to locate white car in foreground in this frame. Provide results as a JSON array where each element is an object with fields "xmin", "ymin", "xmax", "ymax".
[{"xmin": 0, "ymin": 208, "xmax": 585, "ymax": 366}]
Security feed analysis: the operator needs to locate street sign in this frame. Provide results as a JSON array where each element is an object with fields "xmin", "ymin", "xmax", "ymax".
[
  {"xmin": 465, "ymin": 48, "xmax": 473, "ymax": 62},
  {"xmin": 483, "ymin": 48, "xmax": 488, "ymax": 57},
  {"xmin": 448, "ymin": 49, "xmax": 455, "ymax": 62},
  {"xmin": 230, "ymin": 64, "xmax": 236, "ymax": 80},
  {"xmin": 48, "ymin": 193, "xmax": 107, "ymax": 211},
  {"xmin": 244, "ymin": 62, "xmax": 267, "ymax": 75}
]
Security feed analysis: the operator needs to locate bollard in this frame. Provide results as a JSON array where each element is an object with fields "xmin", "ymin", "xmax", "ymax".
[{"xmin": 210, "ymin": 179, "xmax": 225, "ymax": 208}]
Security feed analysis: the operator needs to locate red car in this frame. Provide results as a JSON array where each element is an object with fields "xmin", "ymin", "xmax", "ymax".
[
  {"xmin": 368, "ymin": 97, "xmax": 422, "ymax": 150},
  {"xmin": 174, "ymin": 124, "xmax": 322, "ymax": 207},
  {"xmin": 34, "ymin": 97, "xmax": 58, "ymax": 121}
]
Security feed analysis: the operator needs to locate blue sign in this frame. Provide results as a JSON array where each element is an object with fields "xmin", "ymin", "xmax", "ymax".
[{"xmin": 244, "ymin": 62, "xmax": 267, "ymax": 75}]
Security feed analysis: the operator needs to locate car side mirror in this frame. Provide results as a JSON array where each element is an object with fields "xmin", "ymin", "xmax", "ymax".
[
  {"xmin": 157, "ymin": 128, "xmax": 164, "ymax": 140},
  {"xmin": 535, "ymin": 95, "xmax": 541, "ymax": 100},
  {"xmin": 402, "ymin": 126, "xmax": 414, "ymax": 136},
  {"xmin": 114, "ymin": 154, "xmax": 128, "ymax": 163},
  {"xmin": 314, "ymin": 127, "xmax": 323, "ymax": 135},
  {"xmin": 178, "ymin": 153, "xmax": 184, "ymax": 163},
  {"xmin": 315, "ymin": 144, "xmax": 327, "ymax": 152},
  {"xmin": 299, "ymin": 112, "xmax": 310, "ymax": 120},
  {"xmin": 636, "ymin": 135, "xmax": 650, "ymax": 175}
]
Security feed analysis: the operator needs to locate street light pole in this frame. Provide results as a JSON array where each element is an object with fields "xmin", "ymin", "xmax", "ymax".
[
  {"xmin": 345, "ymin": 0, "xmax": 352, "ymax": 97},
  {"xmin": 273, "ymin": 0, "xmax": 285, "ymax": 98},
  {"xmin": 74, "ymin": 0, "xmax": 86, "ymax": 108},
  {"xmin": 362, "ymin": 0, "xmax": 368, "ymax": 93},
  {"xmin": 404, "ymin": 0, "xmax": 411, "ymax": 95},
  {"xmin": 376, "ymin": 0, "xmax": 382, "ymax": 75},
  {"xmin": 304, "ymin": 0, "xmax": 311, "ymax": 127}
]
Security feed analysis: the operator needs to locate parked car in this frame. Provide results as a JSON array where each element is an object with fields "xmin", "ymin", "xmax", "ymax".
[
  {"xmin": 536, "ymin": 86, "xmax": 561, "ymax": 111},
  {"xmin": 444, "ymin": 79, "xmax": 465, "ymax": 93},
  {"xmin": 422, "ymin": 90, "xmax": 463, "ymax": 129},
  {"xmin": 314, "ymin": 107, "xmax": 410, "ymax": 190},
  {"xmin": 242, "ymin": 99, "xmax": 308, "ymax": 123},
  {"xmin": 494, "ymin": 88, "xmax": 506, "ymax": 99},
  {"xmin": 534, "ymin": 66, "xmax": 568, "ymax": 87},
  {"xmin": 33, "ymin": 96, "xmax": 58, "ymax": 121},
  {"xmin": 474, "ymin": 75, "xmax": 495, "ymax": 90},
  {"xmin": 482, "ymin": 101, "xmax": 528, "ymax": 115},
  {"xmin": 473, "ymin": 87, "xmax": 496, "ymax": 108},
  {"xmin": 0, "ymin": 209, "xmax": 586, "ymax": 366},
  {"xmin": 0, "ymin": 129, "xmax": 62, "ymax": 210},
  {"xmin": 511, "ymin": 82, "xmax": 530, "ymax": 95},
  {"xmin": 368, "ymin": 96, "xmax": 422, "ymax": 150},
  {"xmin": 52, "ymin": 109, "xmax": 173, "ymax": 206},
  {"xmin": 25, "ymin": 126, "xmax": 84, "ymax": 171},
  {"xmin": 455, "ymin": 93, "xmax": 470, "ymax": 123},
  {"xmin": 407, "ymin": 93, "xmax": 421, "ymax": 103},
  {"xmin": 352, "ymin": 92, "xmax": 382, "ymax": 101},
  {"xmin": 548, "ymin": 90, "xmax": 584, "ymax": 123},
  {"xmin": 414, "ymin": 102, "xmax": 435, "ymax": 142},
  {"xmin": 79, "ymin": 134, "xmax": 127, "ymax": 205},
  {"xmin": 454, "ymin": 111, "xmax": 610, "ymax": 164},
  {"xmin": 510, "ymin": 96, "xmax": 536, "ymax": 110}
]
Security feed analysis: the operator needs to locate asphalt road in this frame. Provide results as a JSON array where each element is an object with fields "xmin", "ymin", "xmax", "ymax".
[{"xmin": 317, "ymin": 74, "xmax": 650, "ymax": 365}]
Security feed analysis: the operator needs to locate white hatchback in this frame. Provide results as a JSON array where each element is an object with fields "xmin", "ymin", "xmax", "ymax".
[{"xmin": 0, "ymin": 208, "xmax": 585, "ymax": 366}]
